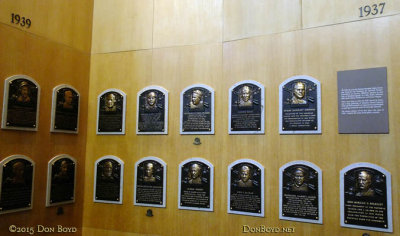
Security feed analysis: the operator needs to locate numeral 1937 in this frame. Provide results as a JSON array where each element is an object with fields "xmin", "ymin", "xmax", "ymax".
[
  {"xmin": 359, "ymin": 3, "xmax": 386, "ymax": 18},
  {"xmin": 11, "ymin": 13, "xmax": 31, "ymax": 28}
]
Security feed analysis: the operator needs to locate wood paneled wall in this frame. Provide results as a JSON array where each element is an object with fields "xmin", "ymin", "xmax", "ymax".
[
  {"xmin": 1, "ymin": 0, "xmax": 399, "ymax": 235},
  {"xmin": 84, "ymin": 1, "xmax": 400, "ymax": 235},
  {"xmin": 0, "ymin": 24, "xmax": 90, "ymax": 235},
  {"xmin": 0, "ymin": 0, "xmax": 93, "ymax": 234}
]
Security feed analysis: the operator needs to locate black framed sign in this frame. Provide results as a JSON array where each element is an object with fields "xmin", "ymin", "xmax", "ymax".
[
  {"xmin": 0, "ymin": 155, "xmax": 35, "ymax": 214},
  {"xmin": 340, "ymin": 163, "xmax": 392, "ymax": 232},
  {"xmin": 279, "ymin": 161, "xmax": 322, "ymax": 224},
  {"xmin": 180, "ymin": 84, "xmax": 214, "ymax": 134},
  {"xmin": 97, "ymin": 89, "xmax": 126, "ymax": 135},
  {"xmin": 94, "ymin": 156, "xmax": 124, "ymax": 204},
  {"xmin": 227, "ymin": 159, "xmax": 264, "ymax": 217},
  {"xmin": 228, "ymin": 80, "xmax": 264, "ymax": 134},
  {"xmin": 46, "ymin": 155, "xmax": 76, "ymax": 207},
  {"xmin": 51, "ymin": 85, "xmax": 80, "ymax": 133},
  {"xmin": 1, "ymin": 75, "xmax": 40, "ymax": 131},
  {"xmin": 279, "ymin": 75, "xmax": 321, "ymax": 134},
  {"xmin": 178, "ymin": 158, "xmax": 214, "ymax": 211},
  {"xmin": 136, "ymin": 86, "xmax": 168, "ymax": 135},
  {"xmin": 134, "ymin": 157, "xmax": 166, "ymax": 208}
]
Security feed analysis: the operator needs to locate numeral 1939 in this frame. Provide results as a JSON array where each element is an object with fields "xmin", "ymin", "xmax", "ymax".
[
  {"xmin": 359, "ymin": 3, "xmax": 386, "ymax": 18},
  {"xmin": 11, "ymin": 13, "xmax": 31, "ymax": 28}
]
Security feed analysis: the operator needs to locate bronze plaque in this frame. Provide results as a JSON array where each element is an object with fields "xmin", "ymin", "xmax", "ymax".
[
  {"xmin": 137, "ymin": 88, "xmax": 167, "ymax": 134},
  {"xmin": 228, "ymin": 160, "xmax": 264, "ymax": 217},
  {"xmin": 49, "ymin": 158, "xmax": 75, "ymax": 205},
  {"xmin": 229, "ymin": 81, "xmax": 264, "ymax": 134},
  {"xmin": 280, "ymin": 76, "xmax": 321, "ymax": 134},
  {"xmin": 181, "ymin": 85, "xmax": 214, "ymax": 134},
  {"xmin": 179, "ymin": 159, "xmax": 213, "ymax": 211},
  {"xmin": 0, "ymin": 157, "xmax": 34, "ymax": 213},
  {"xmin": 95, "ymin": 158, "xmax": 122, "ymax": 202},
  {"xmin": 280, "ymin": 162, "xmax": 322, "ymax": 223},
  {"xmin": 53, "ymin": 87, "xmax": 79, "ymax": 132},
  {"xmin": 135, "ymin": 158, "xmax": 166, "ymax": 207},
  {"xmin": 3, "ymin": 77, "xmax": 39, "ymax": 130},
  {"xmin": 341, "ymin": 164, "xmax": 392, "ymax": 232},
  {"xmin": 97, "ymin": 90, "xmax": 125, "ymax": 134}
]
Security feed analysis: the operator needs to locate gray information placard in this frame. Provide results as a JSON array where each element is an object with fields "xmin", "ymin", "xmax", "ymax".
[{"xmin": 337, "ymin": 67, "xmax": 389, "ymax": 134}]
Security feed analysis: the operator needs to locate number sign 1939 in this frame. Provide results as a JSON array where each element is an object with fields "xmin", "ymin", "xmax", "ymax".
[
  {"xmin": 11, "ymin": 13, "xmax": 31, "ymax": 28},
  {"xmin": 359, "ymin": 2, "xmax": 386, "ymax": 18}
]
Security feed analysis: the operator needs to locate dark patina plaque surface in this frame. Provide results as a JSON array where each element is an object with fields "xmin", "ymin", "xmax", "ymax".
[
  {"xmin": 95, "ymin": 159, "xmax": 121, "ymax": 202},
  {"xmin": 281, "ymin": 77, "xmax": 319, "ymax": 133},
  {"xmin": 135, "ymin": 159, "xmax": 165, "ymax": 206},
  {"xmin": 54, "ymin": 87, "xmax": 79, "ymax": 132},
  {"xmin": 229, "ymin": 162, "xmax": 262, "ymax": 215},
  {"xmin": 0, "ymin": 158, "xmax": 33, "ymax": 213},
  {"xmin": 50, "ymin": 158, "xmax": 75, "ymax": 204},
  {"xmin": 230, "ymin": 82, "xmax": 263, "ymax": 133},
  {"xmin": 281, "ymin": 164, "xmax": 320, "ymax": 221},
  {"xmin": 343, "ymin": 167, "xmax": 389, "ymax": 230},
  {"xmin": 98, "ymin": 91, "xmax": 124, "ymax": 133},
  {"xmin": 181, "ymin": 86, "xmax": 213, "ymax": 133},
  {"xmin": 5, "ymin": 78, "xmax": 39, "ymax": 129},
  {"xmin": 138, "ymin": 89, "xmax": 166, "ymax": 133},
  {"xmin": 179, "ymin": 160, "xmax": 211, "ymax": 210}
]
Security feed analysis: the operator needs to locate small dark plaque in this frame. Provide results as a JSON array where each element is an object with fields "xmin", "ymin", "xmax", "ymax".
[
  {"xmin": 95, "ymin": 158, "xmax": 122, "ymax": 203},
  {"xmin": 280, "ymin": 76, "xmax": 321, "ymax": 134},
  {"xmin": 2, "ymin": 76, "xmax": 39, "ymax": 130},
  {"xmin": 97, "ymin": 90, "xmax": 125, "ymax": 134},
  {"xmin": 48, "ymin": 157, "xmax": 75, "ymax": 205},
  {"xmin": 180, "ymin": 85, "xmax": 214, "ymax": 134},
  {"xmin": 135, "ymin": 157, "xmax": 166, "ymax": 207},
  {"xmin": 228, "ymin": 159, "xmax": 264, "ymax": 217},
  {"xmin": 0, "ymin": 157, "xmax": 34, "ymax": 214},
  {"xmin": 137, "ymin": 87, "xmax": 167, "ymax": 134},
  {"xmin": 178, "ymin": 158, "xmax": 213, "ymax": 211},
  {"xmin": 280, "ymin": 161, "xmax": 322, "ymax": 223},
  {"xmin": 52, "ymin": 86, "xmax": 79, "ymax": 132},
  {"xmin": 229, "ymin": 81, "xmax": 264, "ymax": 134},
  {"xmin": 341, "ymin": 163, "xmax": 392, "ymax": 232}
]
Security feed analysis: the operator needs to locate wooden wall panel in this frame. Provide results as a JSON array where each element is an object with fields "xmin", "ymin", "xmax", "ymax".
[
  {"xmin": 83, "ymin": 13, "xmax": 400, "ymax": 236},
  {"xmin": 303, "ymin": 0, "xmax": 400, "ymax": 28},
  {"xmin": 153, "ymin": 0, "xmax": 222, "ymax": 48},
  {"xmin": 0, "ymin": 0, "xmax": 93, "ymax": 52},
  {"xmin": 0, "ymin": 24, "xmax": 90, "ymax": 235},
  {"xmin": 91, "ymin": 0, "xmax": 153, "ymax": 53},
  {"xmin": 223, "ymin": 0, "xmax": 302, "ymax": 41}
]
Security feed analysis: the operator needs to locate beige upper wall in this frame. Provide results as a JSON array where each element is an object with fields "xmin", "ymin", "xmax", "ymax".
[
  {"xmin": 303, "ymin": 0, "xmax": 400, "ymax": 28},
  {"xmin": 0, "ymin": 0, "xmax": 94, "ymax": 52},
  {"xmin": 91, "ymin": 0, "xmax": 153, "ymax": 54},
  {"xmin": 223, "ymin": 0, "xmax": 302, "ymax": 41}
]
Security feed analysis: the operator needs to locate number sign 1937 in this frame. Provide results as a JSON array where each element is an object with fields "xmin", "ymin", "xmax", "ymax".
[{"xmin": 359, "ymin": 2, "xmax": 386, "ymax": 18}]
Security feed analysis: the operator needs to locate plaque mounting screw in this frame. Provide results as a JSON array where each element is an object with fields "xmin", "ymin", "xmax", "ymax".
[
  {"xmin": 193, "ymin": 138, "xmax": 201, "ymax": 145},
  {"xmin": 146, "ymin": 209, "xmax": 153, "ymax": 217}
]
